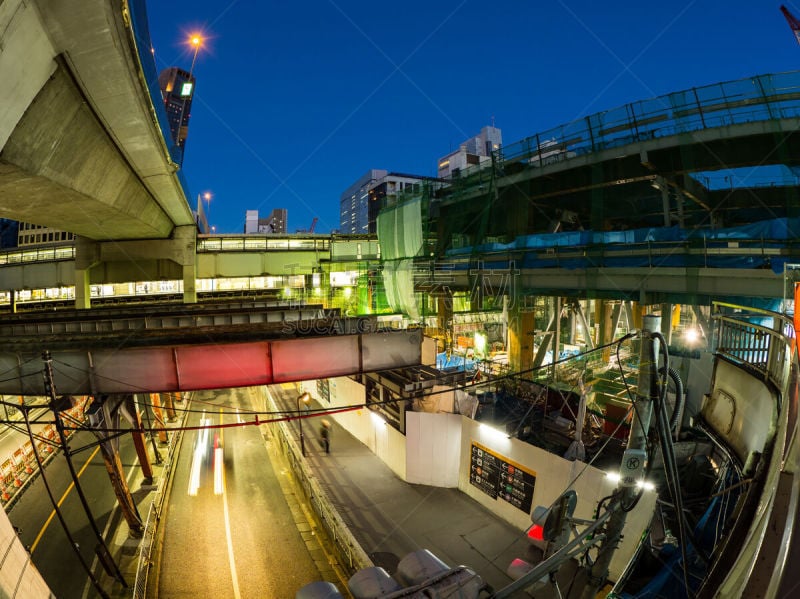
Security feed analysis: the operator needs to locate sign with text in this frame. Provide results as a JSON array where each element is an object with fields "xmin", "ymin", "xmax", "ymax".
[{"xmin": 469, "ymin": 442, "xmax": 536, "ymax": 514}]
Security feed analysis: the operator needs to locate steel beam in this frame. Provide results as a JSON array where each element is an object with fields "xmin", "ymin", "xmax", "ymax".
[{"xmin": 0, "ymin": 330, "xmax": 422, "ymax": 396}]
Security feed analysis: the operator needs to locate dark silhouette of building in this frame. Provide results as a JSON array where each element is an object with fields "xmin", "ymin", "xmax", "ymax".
[{"xmin": 158, "ymin": 67, "xmax": 196, "ymax": 166}]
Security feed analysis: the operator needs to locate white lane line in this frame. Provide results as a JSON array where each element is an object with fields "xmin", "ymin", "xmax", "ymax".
[{"xmin": 220, "ymin": 409, "xmax": 241, "ymax": 599}]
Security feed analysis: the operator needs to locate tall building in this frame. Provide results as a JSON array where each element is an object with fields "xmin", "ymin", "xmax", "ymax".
[
  {"xmin": 340, "ymin": 169, "xmax": 387, "ymax": 235},
  {"xmin": 340, "ymin": 170, "xmax": 429, "ymax": 235},
  {"xmin": 437, "ymin": 125, "xmax": 502, "ymax": 179},
  {"xmin": 244, "ymin": 209, "xmax": 287, "ymax": 234},
  {"xmin": 158, "ymin": 67, "xmax": 197, "ymax": 166}
]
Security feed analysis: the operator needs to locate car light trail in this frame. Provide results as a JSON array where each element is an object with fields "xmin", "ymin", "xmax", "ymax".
[
  {"xmin": 187, "ymin": 412, "xmax": 211, "ymax": 496},
  {"xmin": 213, "ymin": 433, "xmax": 224, "ymax": 495}
]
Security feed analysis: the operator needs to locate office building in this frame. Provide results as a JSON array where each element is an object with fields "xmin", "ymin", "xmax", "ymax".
[
  {"xmin": 244, "ymin": 209, "xmax": 287, "ymax": 234},
  {"xmin": 158, "ymin": 67, "xmax": 196, "ymax": 166},
  {"xmin": 17, "ymin": 222, "xmax": 74, "ymax": 247},
  {"xmin": 340, "ymin": 170, "xmax": 429, "ymax": 235},
  {"xmin": 437, "ymin": 125, "xmax": 502, "ymax": 179}
]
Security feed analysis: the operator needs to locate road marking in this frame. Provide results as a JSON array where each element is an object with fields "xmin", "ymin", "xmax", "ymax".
[
  {"xmin": 30, "ymin": 446, "xmax": 101, "ymax": 554},
  {"xmin": 219, "ymin": 408, "xmax": 241, "ymax": 599}
]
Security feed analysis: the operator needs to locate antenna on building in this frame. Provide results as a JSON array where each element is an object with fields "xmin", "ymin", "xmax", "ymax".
[{"xmin": 491, "ymin": 115, "xmax": 496, "ymax": 128}]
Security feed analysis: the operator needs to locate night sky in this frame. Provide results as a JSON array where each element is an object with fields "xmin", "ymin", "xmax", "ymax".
[{"xmin": 144, "ymin": 1, "xmax": 800, "ymax": 234}]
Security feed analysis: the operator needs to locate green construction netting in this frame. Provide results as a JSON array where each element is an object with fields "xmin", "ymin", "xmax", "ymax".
[{"xmin": 377, "ymin": 197, "xmax": 424, "ymax": 319}]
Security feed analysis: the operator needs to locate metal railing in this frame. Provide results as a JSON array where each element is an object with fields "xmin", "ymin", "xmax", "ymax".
[
  {"xmin": 132, "ymin": 398, "xmax": 189, "ymax": 599},
  {"xmin": 265, "ymin": 389, "xmax": 373, "ymax": 573},
  {"xmin": 712, "ymin": 302, "xmax": 794, "ymax": 396},
  {"xmin": 446, "ymin": 71, "xmax": 800, "ymax": 194},
  {"xmin": 709, "ymin": 303, "xmax": 800, "ymax": 597}
]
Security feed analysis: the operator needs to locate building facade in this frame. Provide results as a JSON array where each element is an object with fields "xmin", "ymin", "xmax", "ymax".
[
  {"xmin": 244, "ymin": 209, "xmax": 288, "ymax": 234},
  {"xmin": 158, "ymin": 67, "xmax": 196, "ymax": 166},
  {"xmin": 437, "ymin": 125, "xmax": 502, "ymax": 179},
  {"xmin": 340, "ymin": 169, "xmax": 388, "ymax": 235},
  {"xmin": 340, "ymin": 170, "xmax": 430, "ymax": 235}
]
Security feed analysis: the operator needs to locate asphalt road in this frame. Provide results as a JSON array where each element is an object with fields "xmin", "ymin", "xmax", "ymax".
[
  {"xmin": 155, "ymin": 387, "xmax": 325, "ymax": 598},
  {"xmin": 8, "ymin": 427, "xmax": 139, "ymax": 599}
]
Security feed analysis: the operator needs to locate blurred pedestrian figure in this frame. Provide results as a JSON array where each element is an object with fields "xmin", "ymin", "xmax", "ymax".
[{"xmin": 320, "ymin": 419, "xmax": 331, "ymax": 454}]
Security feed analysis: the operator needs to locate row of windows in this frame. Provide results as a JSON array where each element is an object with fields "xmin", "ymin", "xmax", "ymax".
[{"xmin": 18, "ymin": 231, "xmax": 75, "ymax": 246}]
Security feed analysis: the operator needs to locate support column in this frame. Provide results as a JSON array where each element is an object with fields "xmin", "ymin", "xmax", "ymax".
[
  {"xmin": 552, "ymin": 297, "xmax": 562, "ymax": 381},
  {"xmin": 94, "ymin": 398, "xmax": 143, "ymax": 537},
  {"xmin": 174, "ymin": 225, "xmax": 198, "ymax": 304},
  {"xmin": 597, "ymin": 300, "xmax": 614, "ymax": 363},
  {"xmin": 508, "ymin": 307, "xmax": 536, "ymax": 374},
  {"xmin": 661, "ymin": 303, "xmax": 675, "ymax": 345},
  {"xmin": 130, "ymin": 409, "xmax": 153, "ymax": 482},
  {"xmin": 9, "ymin": 289, "xmax": 16, "ymax": 314},
  {"xmin": 161, "ymin": 392, "xmax": 177, "ymax": 422},
  {"xmin": 74, "ymin": 268, "xmax": 91, "ymax": 310},
  {"xmin": 74, "ymin": 237, "xmax": 100, "ymax": 310},
  {"xmin": 151, "ymin": 393, "xmax": 167, "ymax": 443},
  {"xmin": 436, "ymin": 290, "xmax": 453, "ymax": 350}
]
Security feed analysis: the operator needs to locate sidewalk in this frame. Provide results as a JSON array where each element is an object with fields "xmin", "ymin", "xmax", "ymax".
[{"xmin": 268, "ymin": 384, "xmax": 540, "ymax": 595}]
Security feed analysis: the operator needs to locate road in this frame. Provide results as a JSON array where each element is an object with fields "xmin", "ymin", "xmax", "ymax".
[
  {"xmin": 155, "ymin": 386, "xmax": 330, "ymax": 597},
  {"xmin": 8, "ymin": 426, "xmax": 140, "ymax": 599}
]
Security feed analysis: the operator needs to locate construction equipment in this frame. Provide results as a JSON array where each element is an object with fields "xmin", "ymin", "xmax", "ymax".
[
  {"xmin": 781, "ymin": 5, "xmax": 800, "ymax": 45},
  {"xmin": 296, "ymin": 217, "xmax": 318, "ymax": 234}
]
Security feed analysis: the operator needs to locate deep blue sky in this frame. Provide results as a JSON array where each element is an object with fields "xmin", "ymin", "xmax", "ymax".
[{"xmin": 145, "ymin": 1, "xmax": 800, "ymax": 235}]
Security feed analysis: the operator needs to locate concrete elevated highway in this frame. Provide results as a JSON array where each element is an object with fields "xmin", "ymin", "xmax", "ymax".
[
  {"xmin": 0, "ymin": 0, "xmax": 199, "ymax": 307},
  {"xmin": 434, "ymin": 71, "xmax": 800, "ymax": 245}
]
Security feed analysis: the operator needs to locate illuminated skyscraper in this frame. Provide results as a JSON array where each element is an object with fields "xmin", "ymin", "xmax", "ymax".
[{"xmin": 158, "ymin": 67, "xmax": 196, "ymax": 166}]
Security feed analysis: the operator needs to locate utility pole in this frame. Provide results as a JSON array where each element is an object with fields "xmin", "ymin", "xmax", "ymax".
[
  {"xmin": 88, "ymin": 396, "xmax": 144, "ymax": 538},
  {"xmin": 41, "ymin": 351, "xmax": 122, "ymax": 596},
  {"xmin": 580, "ymin": 315, "xmax": 660, "ymax": 598}
]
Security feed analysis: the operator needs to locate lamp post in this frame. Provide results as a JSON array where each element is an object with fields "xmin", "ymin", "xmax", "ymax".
[
  {"xmin": 297, "ymin": 392, "xmax": 311, "ymax": 456},
  {"xmin": 197, "ymin": 191, "xmax": 212, "ymax": 232}
]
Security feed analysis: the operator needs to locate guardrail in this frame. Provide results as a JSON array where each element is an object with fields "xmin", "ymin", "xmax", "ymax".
[
  {"xmin": 448, "ymin": 71, "xmax": 800, "ymax": 188},
  {"xmin": 709, "ymin": 303, "xmax": 799, "ymax": 597},
  {"xmin": 132, "ymin": 394, "xmax": 190, "ymax": 599},
  {"xmin": 712, "ymin": 302, "xmax": 794, "ymax": 395}
]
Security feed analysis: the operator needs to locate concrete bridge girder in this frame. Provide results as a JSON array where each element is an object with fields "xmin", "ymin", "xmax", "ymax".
[
  {"xmin": 428, "ymin": 266, "xmax": 784, "ymax": 305},
  {"xmin": 74, "ymin": 225, "xmax": 198, "ymax": 307},
  {"xmin": 0, "ymin": 0, "xmax": 193, "ymax": 241}
]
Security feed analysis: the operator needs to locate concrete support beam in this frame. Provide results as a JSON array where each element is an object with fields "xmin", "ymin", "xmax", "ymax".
[{"xmin": 72, "ymin": 226, "xmax": 198, "ymax": 307}]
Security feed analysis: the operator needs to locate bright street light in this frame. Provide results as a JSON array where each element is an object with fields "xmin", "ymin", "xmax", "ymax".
[{"xmin": 188, "ymin": 33, "xmax": 203, "ymax": 76}]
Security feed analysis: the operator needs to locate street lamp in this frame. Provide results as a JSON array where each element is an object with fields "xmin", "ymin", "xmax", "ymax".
[{"xmin": 297, "ymin": 392, "xmax": 311, "ymax": 456}]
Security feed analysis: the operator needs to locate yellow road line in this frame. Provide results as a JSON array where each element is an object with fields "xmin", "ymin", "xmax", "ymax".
[{"xmin": 30, "ymin": 446, "xmax": 101, "ymax": 554}]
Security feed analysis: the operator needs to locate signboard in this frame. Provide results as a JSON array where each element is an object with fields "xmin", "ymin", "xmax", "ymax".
[{"xmin": 469, "ymin": 441, "xmax": 536, "ymax": 514}]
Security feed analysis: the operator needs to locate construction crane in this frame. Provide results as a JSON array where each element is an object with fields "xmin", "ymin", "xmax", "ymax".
[
  {"xmin": 296, "ymin": 217, "xmax": 318, "ymax": 234},
  {"xmin": 781, "ymin": 4, "xmax": 800, "ymax": 45}
]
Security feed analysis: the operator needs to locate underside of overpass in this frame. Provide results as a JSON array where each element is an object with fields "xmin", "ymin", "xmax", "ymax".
[{"xmin": 0, "ymin": 0, "xmax": 200, "ymax": 304}]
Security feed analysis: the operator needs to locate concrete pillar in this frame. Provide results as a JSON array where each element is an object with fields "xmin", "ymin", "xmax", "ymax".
[
  {"xmin": 182, "ymin": 263, "xmax": 197, "ymax": 303},
  {"xmin": 171, "ymin": 225, "xmax": 198, "ymax": 304},
  {"xmin": 9, "ymin": 289, "xmax": 16, "ymax": 314},
  {"xmin": 508, "ymin": 308, "xmax": 535, "ymax": 373},
  {"xmin": 74, "ymin": 267, "xmax": 91, "ymax": 309},
  {"xmin": 73, "ymin": 236, "xmax": 100, "ymax": 310}
]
